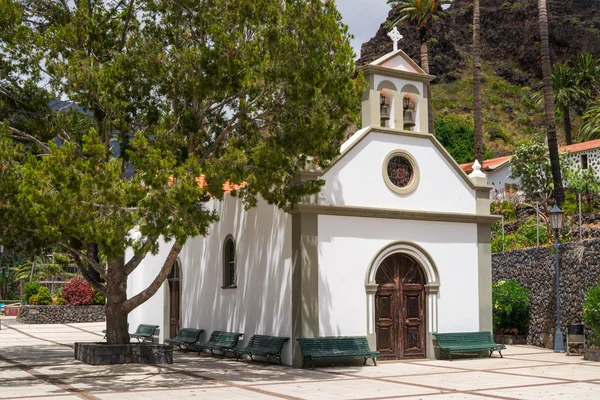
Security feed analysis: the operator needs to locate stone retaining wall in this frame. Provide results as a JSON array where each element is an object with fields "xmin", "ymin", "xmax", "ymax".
[
  {"xmin": 492, "ymin": 238, "xmax": 600, "ymax": 347},
  {"xmin": 17, "ymin": 305, "xmax": 105, "ymax": 324}
]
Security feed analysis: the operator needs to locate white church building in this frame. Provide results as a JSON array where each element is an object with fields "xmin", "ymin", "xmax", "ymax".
[{"xmin": 128, "ymin": 42, "xmax": 497, "ymax": 367}]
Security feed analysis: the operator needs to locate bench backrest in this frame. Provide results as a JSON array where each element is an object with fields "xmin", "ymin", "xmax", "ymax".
[
  {"xmin": 214, "ymin": 332, "xmax": 242, "ymax": 348},
  {"xmin": 433, "ymin": 331, "xmax": 495, "ymax": 346},
  {"xmin": 247, "ymin": 335, "xmax": 289, "ymax": 352},
  {"xmin": 205, "ymin": 331, "xmax": 224, "ymax": 345},
  {"xmin": 297, "ymin": 337, "xmax": 373, "ymax": 354},
  {"xmin": 134, "ymin": 324, "xmax": 159, "ymax": 337},
  {"xmin": 175, "ymin": 328, "xmax": 203, "ymax": 342}
]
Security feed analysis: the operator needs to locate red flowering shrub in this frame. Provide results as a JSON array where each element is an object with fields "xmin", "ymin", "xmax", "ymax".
[{"xmin": 61, "ymin": 278, "xmax": 94, "ymax": 305}]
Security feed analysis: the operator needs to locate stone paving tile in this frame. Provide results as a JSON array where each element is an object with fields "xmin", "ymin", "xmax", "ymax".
[
  {"xmin": 386, "ymin": 370, "xmax": 561, "ymax": 391},
  {"xmin": 320, "ymin": 362, "xmax": 460, "ymax": 378},
  {"xmin": 0, "ymin": 367, "xmax": 40, "ymax": 380},
  {"xmin": 399, "ymin": 394, "xmax": 499, "ymax": 400},
  {"xmin": 0, "ymin": 378, "xmax": 71, "ymax": 399},
  {"xmin": 251, "ymin": 378, "xmax": 440, "ymax": 400},
  {"xmin": 94, "ymin": 386, "xmax": 282, "ymax": 400},
  {"xmin": 478, "ymin": 382, "xmax": 600, "ymax": 399},
  {"xmin": 497, "ymin": 363, "xmax": 600, "ymax": 381},
  {"xmin": 416, "ymin": 357, "xmax": 558, "ymax": 371}
]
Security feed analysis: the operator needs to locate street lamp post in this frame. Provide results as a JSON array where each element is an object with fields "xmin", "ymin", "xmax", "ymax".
[{"xmin": 549, "ymin": 204, "xmax": 564, "ymax": 353}]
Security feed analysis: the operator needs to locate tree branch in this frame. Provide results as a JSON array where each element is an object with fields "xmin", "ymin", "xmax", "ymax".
[
  {"xmin": 7, "ymin": 126, "xmax": 52, "ymax": 153},
  {"xmin": 60, "ymin": 243, "xmax": 106, "ymax": 280},
  {"xmin": 71, "ymin": 253, "xmax": 107, "ymax": 295},
  {"xmin": 124, "ymin": 236, "xmax": 158, "ymax": 275},
  {"xmin": 123, "ymin": 241, "xmax": 182, "ymax": 313}
]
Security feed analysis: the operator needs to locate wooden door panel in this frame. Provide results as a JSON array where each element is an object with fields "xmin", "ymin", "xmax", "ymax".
[
  {"xmin": 375, "ymin": 290, "xmax": 397, "ymax": 359},
  {"xmin": 402, "ymin": 290, "xmax": 425, "ymax": 357}
]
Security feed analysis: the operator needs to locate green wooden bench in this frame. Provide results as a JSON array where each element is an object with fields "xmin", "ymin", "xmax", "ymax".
[
  {"xmin": 234, "ymin": 335, "xmax": 289, "ymax": 364},
  {"xmin": 433, "ymin": 331, "xmax": 506, "ymax": 361},
  {"xmin": 165, "ymin": 328, "xmax": 205, "ymax": 352},
  {"xmin": 197, "ymin": 331, "xmax": 243, "ymax": 358},
  {"xmin": 297, "ymin": 337, "xmax": 380, "ymax": 368},
  {"xmin": 130, "ymin": 324, "xmax": 159, "ymax": 343}
]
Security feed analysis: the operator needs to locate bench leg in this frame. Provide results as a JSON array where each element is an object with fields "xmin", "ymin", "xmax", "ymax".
[
  {"xmin": 372, "ymin": 357, "xmax": 377, "ymax": 366},
  {"xmin": 498, "ymin": 350, "xmax": 503, "ymax": 358},
  {"xmin": 363, "ymin": 357, "xmax": 367, "ymax": 366}
]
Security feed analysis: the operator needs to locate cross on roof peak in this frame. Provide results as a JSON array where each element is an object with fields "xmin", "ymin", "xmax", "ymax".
[{"xmin": 387, "ymin": 27, "xmax": 403, "ymax": 52}]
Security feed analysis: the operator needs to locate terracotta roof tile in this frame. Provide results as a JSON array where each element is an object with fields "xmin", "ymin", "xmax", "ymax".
[{"xmin": 559, "ymin": 139, "xmax": 600, "ymax": 154}]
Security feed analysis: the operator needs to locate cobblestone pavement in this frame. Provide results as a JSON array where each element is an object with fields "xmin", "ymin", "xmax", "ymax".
[{"xmin": 1, "ymin": 318, "xmax": 599, "ymax": 399}]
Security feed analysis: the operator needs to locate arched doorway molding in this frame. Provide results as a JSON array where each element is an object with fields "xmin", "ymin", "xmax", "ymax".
[{"xmin": 365, "ymin": 241, "xmax": 440, "ymax": 358}]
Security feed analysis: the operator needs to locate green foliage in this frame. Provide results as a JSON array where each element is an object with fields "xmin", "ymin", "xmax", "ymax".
[
  {"xmin": 583, "ymin": 283, "xmax": 600, "ymax": 346},
  {"xmin": 491, "ymin": 201, "xmax": 516, "ymax": 220},
  {"xmin": 92, "ymin": 291, "xmax": 106, "ymax": 306},
  {"xmin": 492, "ymin": 280, "xmax": 531, "ymax": 334},
  {"xmin": 515, "ymin": 217, "xmax": 549, "ymax": 247},
  {"xmin": 22, "ymin": 281, "xmax": 40, "ymax": 304},
  {"xmin": 435, "ymin": 117, "xmax": 494, "ymax": 164},
  {"xmin": 33, "ymin": 286, "xmax": 52, "ymax": 305},
  {"xmin": 28, "ymin": 294, "xmax": 38, "ymax": 305},
  {"xmin": 55, "ymin": 295, "xmax": 66, "ymax": 306},
  {"xmin": 509, "ymin": 141, "xmax": 569, "ymax": 202}
]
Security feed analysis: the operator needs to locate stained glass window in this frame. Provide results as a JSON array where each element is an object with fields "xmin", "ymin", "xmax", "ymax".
[{"xmin": 387, "ymin": 156, "xmax": 414, "ymax": 188}]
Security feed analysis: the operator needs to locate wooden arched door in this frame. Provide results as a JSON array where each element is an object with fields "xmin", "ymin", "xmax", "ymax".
[
  {"xmin": 168, "ymin": 261, "xmax": 181, "ymax": 338},
  {"xmin": 375, "ymin": 253, "xmax": 426, "ymax": 359}
]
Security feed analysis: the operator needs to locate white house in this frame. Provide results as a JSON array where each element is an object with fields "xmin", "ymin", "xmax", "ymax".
[
  {"xmin": 460, "ymin": 139, "xmax": 600, "ymax": 199},
  {"xmin": 128, "ymin": 44, "xmax": 496, "ymax": 367}
]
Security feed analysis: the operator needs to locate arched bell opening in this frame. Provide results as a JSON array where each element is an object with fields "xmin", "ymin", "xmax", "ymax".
[
  {"xmin": 400, "ymin": 84, "xmax": 421, "ymax": 132},
  {"xmin": 379, "ymin": 89, "xmax": 394, "ymax": 129}
]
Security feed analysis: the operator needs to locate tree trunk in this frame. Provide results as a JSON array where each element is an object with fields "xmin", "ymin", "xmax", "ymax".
[
  {"xmin": 105, "ymin": 255, "xmax": 130, "ymax": 344},
  {"xmin": 419, "ymin": 27, "xmax": 434, "ymax": 134},
  {"xmin": 562, "ymin": 106, "xmax": 573, "ymax": 145},
  {"xmin": 538, "ymin": 0, "xmax": 564, "ymax": 207},
  {"xmin": 473, "ymin": 0, "xmax": 483, "ymax": 163}
]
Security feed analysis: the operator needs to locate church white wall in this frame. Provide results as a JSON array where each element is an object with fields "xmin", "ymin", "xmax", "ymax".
[
  {"xmin": 322, "ymin": 132, "xmax": 476, "ymax": 214},
  {"xmin": 128, "ymin": 195, "xmax": 294, "ymax": 363},
  {"xmin": 317, "ymin": 215, "xmax": 480, "ymax": 336}
]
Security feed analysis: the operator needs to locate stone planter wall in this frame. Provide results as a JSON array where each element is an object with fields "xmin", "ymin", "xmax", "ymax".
[
  {"xmin": 492, "ymin": 238, "xmax": 600, "ymax": 348},
  {"xmin": 494, "ymin": 334, "xmax": 527, "ymax": 345},
  {"xmin": 17, "ymin": 305, "xmax": 105, "ymax": 324},
  {"xmin": 74, "ymin": 342, "xmax": 173, "ymax": 365}
]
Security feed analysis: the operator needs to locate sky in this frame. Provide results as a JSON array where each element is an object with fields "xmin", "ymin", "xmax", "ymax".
[{"xmin": 336, "ymin": 0, "xmax": 392, "ymax": 58}]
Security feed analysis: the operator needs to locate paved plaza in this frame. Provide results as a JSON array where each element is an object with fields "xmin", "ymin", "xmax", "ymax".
[{"xmin": 1, "ymin": 318, "xmax": 599, "ymax": 399}]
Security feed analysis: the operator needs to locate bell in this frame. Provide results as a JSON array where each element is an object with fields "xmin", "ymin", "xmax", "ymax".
[
  {"xmin": 380, "ymin": 105, "xmax": 390, "ymax": 121},
  {"xmin": 403, "ymin": 109, "xmax": 415, "ymax": 129}
]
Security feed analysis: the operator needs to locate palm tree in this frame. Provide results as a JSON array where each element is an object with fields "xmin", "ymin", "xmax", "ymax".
[
  {"xmin": 388, "ymin": 0, "xmax": 450, "ymax": 133},
  {"xmin": 537, "ymin": 0, "xmax": 564, "ymax": 206},
  {"xmin": 573, "ymin": 52, "xmax": 600, "ymax": 100},
  {"xmin": 580, "ymin": 101, "xmax": 600, "ymax": 141},
  {"xmin": 552, "ymin": 64, "xmax": 580, "ymax": 145},
  {"xmin": 473, "ymin": 0, "xmax": 483, "ymax": 162}
]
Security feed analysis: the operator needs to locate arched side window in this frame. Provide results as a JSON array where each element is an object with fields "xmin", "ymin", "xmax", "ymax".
[{"xmin": 222, "ymin": 235, "xmax": 236, "ymax": 289}]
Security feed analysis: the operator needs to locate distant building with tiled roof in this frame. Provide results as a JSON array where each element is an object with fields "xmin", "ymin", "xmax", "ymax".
[{"xmin": 460, "ymin": 139, "xmax": 600, "ymax": 199}]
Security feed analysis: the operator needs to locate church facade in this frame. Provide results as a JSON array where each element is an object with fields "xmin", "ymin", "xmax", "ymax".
[{"xmin": 128, "ymin": 47, "xmax": 496, "ymax": 367}]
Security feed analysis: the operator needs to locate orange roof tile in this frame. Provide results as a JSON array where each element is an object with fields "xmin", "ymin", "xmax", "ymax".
[
  {"xmin": 559, "ymin": 139, "xmax": 600, "ymax": 154},
  {"xmin": 460, "ymin": 156, "xmax": 510, "ymax": 174}
]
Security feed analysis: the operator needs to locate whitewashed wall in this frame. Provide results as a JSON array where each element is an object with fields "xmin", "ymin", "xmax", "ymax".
[
  {"xmin": 487, "ymin": 165, "xmax": 520, "ymax": 199},
  {"xmin": 128, "ymin": 195, "xmax": 294, "ymax": 363},
  {"xmin": 317, "ymin": 215, "xmax": 480, "ymax": 336},
  {"xmin": 322, "ymin": 131, "xmax": 476, "ymax": 214}
]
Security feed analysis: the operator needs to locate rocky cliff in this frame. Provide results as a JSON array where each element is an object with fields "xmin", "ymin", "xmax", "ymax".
[{"xmin": 359, "ymin": 0, "xmax": 600, "ymax": 85}]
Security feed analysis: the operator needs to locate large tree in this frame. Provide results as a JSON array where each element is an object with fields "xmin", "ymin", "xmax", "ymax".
[
  {"xmin": 473, "ymin": 0, "xmax": 483, "ymax": 162},
  {"xmin": 537, "ymin": 0, "xmax": 565, "ymax": 206},
  {"xmin": 0, "ymin": 0, "xmax": 362, "ymax": 344},
  {"xmin": 388, "ymin": 0, "xmax": 449, "ymax": 133}
]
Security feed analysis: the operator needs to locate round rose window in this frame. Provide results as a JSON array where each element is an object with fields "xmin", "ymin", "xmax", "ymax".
[{"xmin": 386, "ymin": 155, "xmax": 414, "ymax": 188}]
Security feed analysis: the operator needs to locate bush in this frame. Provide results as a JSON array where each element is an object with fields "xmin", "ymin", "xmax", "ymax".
[
  {"xmin": 55, "ymin": 296, "xmax": 66, "ymax": 305},
  {"xmin": 23, "ymin": 281, "xmax": 41, "ymax": 304},
  {"xmin": 35, "ymin": 286, "xmax": 53, "ymax": 305},
  {"xmin": 92, "ymin": 291, "xmax": 106, "ymax": 305},
  {"xmin": 28, "ymin": 294, "xmax": 38, "ymax": 305},
  {"xmin": 583, "ymin": 283, "xmax": 600, "ymax": 347},
  {"xmin": 515, "ymin": 217, "xmax": 549, "ymax": 248},
  {"xmin": 492, "ymin": 280, "xmax": 531, "ymax": 335},
  {"xmin": 62, "ymin": 278, "xmax": 94, "ymax": 305}
]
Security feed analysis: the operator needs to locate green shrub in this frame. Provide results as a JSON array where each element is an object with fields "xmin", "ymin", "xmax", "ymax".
[
  {"xmin": 515, "ymin": 217, "xmax": 549, "ymax": 247},
  {"xmin": 55, "ymin": 296, "xmax": 66, "ymax": 305},
  {"xmin": 492, "ymin": 280, "xmax": 531, "ymax": 334},
  {"xmin": 92, "ymin": 291, "xmax": 106, "ymax": 305},
  {"xmin": 491, "ymin": 201, "xmax": 516, "ymax": 220},
  {"xmin": 583, "ymin": 283, "xmax": 600, "ymax": 347},
  {"xmin": 35, "ymin": 286, "xmax": 53, "ymax": 305},
  {"xmin": 28, "ymin": 294, "xmax": 38, "ymax": 304},
  {"xmin": 23, "ymin": 281, "xmax": 41, "ymax": 304}
]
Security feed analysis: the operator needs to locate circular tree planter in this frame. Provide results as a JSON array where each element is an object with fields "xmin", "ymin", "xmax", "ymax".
[
  {"xmin": 74, "ymin": 342, "xmax": 173, "ymax": 365},
  {"xmin": 584, "ymin": 349, "xmax": 600, "ymax": 362}
]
